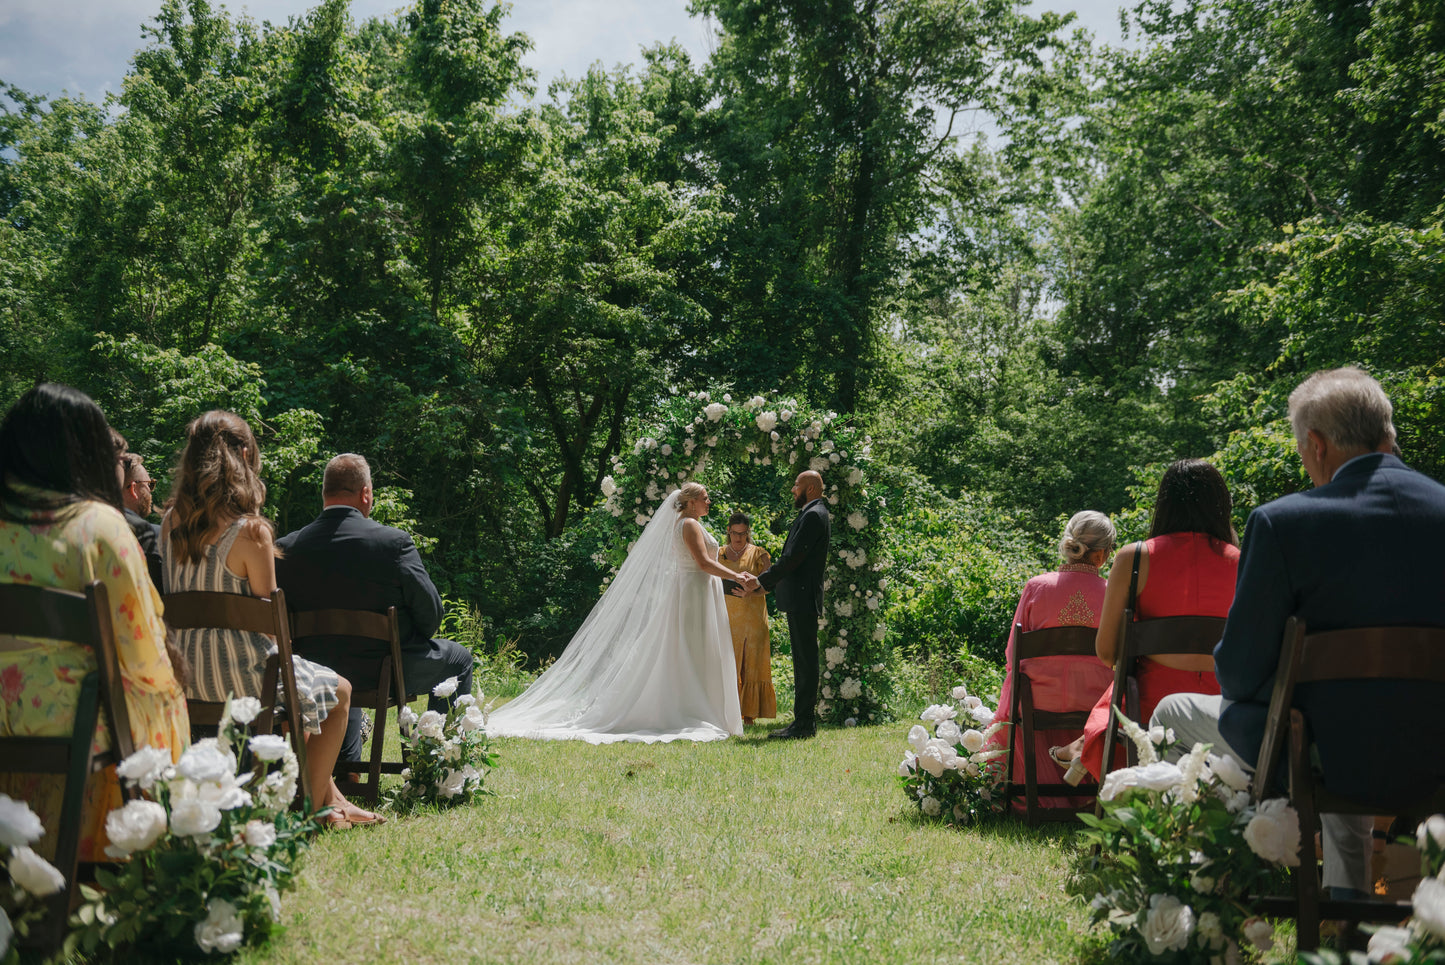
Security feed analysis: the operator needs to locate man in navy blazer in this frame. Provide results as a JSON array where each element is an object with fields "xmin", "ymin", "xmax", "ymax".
[
  {"xmin": 276, "ymin": 454, "xmax": 473, "ymax": 762},
  {"xmin": 1155, "ymin": 367, "xmax": 1445, "ymax": 896},
  {"xmin": 744, "ymin": 470, "xmax": 831, "ymax": 739}
]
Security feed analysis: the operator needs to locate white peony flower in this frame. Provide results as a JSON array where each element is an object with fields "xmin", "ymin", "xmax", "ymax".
[
  {"xmin": 8, "ymin": 846, "xmax": 64, "ymax": 897},
  {"xmin": 960, "ymin": 729, "xmax": 986, "ymax": 754},
  {"xmin": 249, "ymin": 734, "xmax": 289, "ymax": 762},
  {"xmin": 0, "ymin": 794, "xmax": 45, "ymax": 847},
  {"xmin": 704, "ymin": 402, "xmax": 727, "ymax": 422},
  {"xmin": 432, "ymin": 676, "xmax": 459, "ymax": 698},
  {"xmin": 1419, "ymin": 814, "xmax": 1445, "ymax": 851},
  {"xmin": 906, "ymin": 724, "xmax": 930, "ymax": 753},
  {"xmin": 834, "ymin": 601, "xmax": 853, "ymax": 618},
  {"xmin": 458, "ymin": 704, "xmax": 487, "ymax": 733},
  {"xmin": 920, "ymin": 704, "xmax": 957, "ymax": 725},
  {"xmin": 839, "ymin": 678, "xmax": 862, "ymax": 700},
  {"xmin": 964, "ymin": 695, "xmax": 983, "ymax": 711},
  {"xmin": 194, "ymin": 899, "xmax": 245, "ymax": 954},
  {"xmin": 781, "ymin": 410, "xmax": 793, "ymax": 422},
  {"xmin": 1244, "ymin": 798, "xmax": 1300, "ymax": 866},
  {"xmin": 1195, "ymin": 910, "xmax": 1224, "ymax": 950},
  {"xmin": 921, "ymin": 796, "xmax": 941, "ymax": 817},
  {"xmin": 456, "ymin": 693, "xmax": 477, "ymax": 708},
  {"xmin": 847, "ymin": 511, "xmax": 867, "ymax": 530},
  {"xmin": 177, "ymin": 739, "xmax": 235, "ymax": 783},
  {"xmin": 1190, "ymin": 869, "xmax": 1216, "ymax": 895},
  {"xmin": 809, "ymin": 456, "xmax": 829, "ymax": 473},
  {"xmin": 1241, "ymin": 917, "xmax": 1274, "ymax": 951},
  {"xmin": 417, "ymin": 710, "xmax": 446, "ymax": 740},
  {"xmin": 170, "ymin": 798, "xmax": 223, "ymax": 838},
  {"xmin": 226, "ymin": 696, "xmax": 263, "ymax": 726},
  {"xmin": 1099, "ymin": 761, "xmax": 1184, "ymax": 802},
  {"xmin": 824, "ymin": 646, "xmax": 845, "ymax": 668},
  {"xmin": 436, "ymin": 767, "xmax": 468, "ymax": 799},
  {"xmin": 898, "ymin": 751, "xmax": 917, "ymax": 776},
  {"xmin": 1140, "ymin": 894, "xmax": 1195, "ymax": 955},
  {"xmin": 873, "ymin": 624, "xmax": 887, "ymax": 642},
  {"xmin": 660, "ymin": 443, "xmax": 673, "ymax": 456},
  {"xmin": 244, "ymin": 819, "xmax": 277, "ymax": 849},
  {"xmin": 951, "ymin": 685, "xmax": 969, "ymax": 701},
  {"xmin": 399, "ymin": 706, "xmax": 418, "ymax": 728},
  {"xmin": 104, "ymin": 799, "xmax": 168, "ymax": 856},
  {"xmin": 1206, "ymin": 752, "xmax": 1251, "ymax": 792},
  {"xmin": 918, "ymin": 739, "xmax": 958, "ymax": 777},
  {"xmin": 1367, "ymin": 924, "xmax": 1414, "ymax": 963},
  {"xmin": 1413, "ymin": 875, "xmax": 1445, "ymax": 941},
  {"xmin": 934, "ymin": 720, "xmax": 963, "ymax": 746}
]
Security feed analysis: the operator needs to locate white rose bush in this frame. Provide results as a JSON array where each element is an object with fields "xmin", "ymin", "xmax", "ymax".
[
  {"xmin": 0, "ymin": 793, "xmax": 65, "ymax": 962},
  {"xmin": 596, "ymin": 390, "xmax": 890, "ymax": 725},
  {"xmin": 66, "ymin": 696, "xmax": 319, "ymax": 958},
  {"xmin": 383, "ymin": 679, "xmax": 495, "ymax": 813},
  {"xmin": 1067, "ymin": 711, "xmax": 1296, "ymax": 964},
  {"xmin": 896, "ymin": 682, "xmax": 1009, "ymax": 825}
]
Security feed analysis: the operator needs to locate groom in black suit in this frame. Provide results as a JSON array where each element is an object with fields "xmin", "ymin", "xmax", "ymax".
[
  {"xmin": 745, "ymin": 470, "xmax": 831, "ymax": 739},
  {"xmin": 276, "ymin": 454, "xmax": 473, "ymax": 762}
]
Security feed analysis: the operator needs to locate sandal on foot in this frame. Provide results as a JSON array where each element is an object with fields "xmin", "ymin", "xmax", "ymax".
[
  {"xmin": 1048, "ymin": 745, "xmax": 1074, "ymax": 770},
  {"xmin": 321, "ymin": 809, "xmax": 352, "ymax": 831},
  {"xmin": 342, "ymin": 804, "xmax": 386, "ymax": 827}
]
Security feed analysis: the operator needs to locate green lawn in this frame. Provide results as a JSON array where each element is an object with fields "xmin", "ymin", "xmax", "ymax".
[{"xmin": 238, "ymin": 720, "xmax": 1098, "ymax": 965}]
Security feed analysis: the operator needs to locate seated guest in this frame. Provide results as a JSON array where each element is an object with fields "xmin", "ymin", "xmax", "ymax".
[
  {"xmin": 0, "ymin": 384, "xmax": 189, "ymax": 860},
  {"xmin": 112, "ymin": 430, "xmax": 163, "ymax": 589},
  {"xmin": 1053, "ymin": 459, "xmax": 1240, "ymax": 783},
  {"xmin": 276, "ymin": 454, "xmax": 472, "ymax": 764},
  {"xmin": 161, "ymin": 412, "xmax": 380, "ymax": 829},
  {"xmin": 1156, "ymin": 367, "xmax": 1445, "ymax": 898},
  {"xmin": 988, "ymin": 510, "xmax": 1116, "ymax": 807}
]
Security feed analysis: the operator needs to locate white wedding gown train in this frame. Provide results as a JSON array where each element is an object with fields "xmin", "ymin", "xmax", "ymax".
[{"xmin": 485, "ymin": 492, "xmax": 743, "ymax": 743}]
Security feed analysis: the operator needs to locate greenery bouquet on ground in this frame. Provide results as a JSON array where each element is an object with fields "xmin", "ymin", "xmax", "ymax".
[
  {"xmin": 67, "ymin": 697, "xmax": 320, "ymax": 957},
  {"xmin": 1, "ymin": 794, "xmax": 67, "ymax": 962},
  {"xmin": 896, "ymin": 683, "xmax": 1009, "ymax": 825},
  {"xmin": 1068, "ymin": 711, "xmax": 1295, "ymax": 964},
  {"xmin": 384, "ymin": 678, "xmax": 494, "ymax": 813}
]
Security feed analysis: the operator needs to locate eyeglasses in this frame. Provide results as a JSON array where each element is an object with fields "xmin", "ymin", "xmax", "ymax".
[{"xmin": 135, "ymin": 479, "xmax": 156, "ymax": 492}]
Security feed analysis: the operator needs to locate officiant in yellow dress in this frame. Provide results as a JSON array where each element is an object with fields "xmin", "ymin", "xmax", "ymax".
[{"xmin": 717, "ymin": 512, "xmax": 777, "ymax": 725}]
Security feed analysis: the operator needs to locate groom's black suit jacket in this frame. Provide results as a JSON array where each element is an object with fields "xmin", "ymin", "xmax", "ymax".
[
  {"xmin": 275, "ymin": 506, "xmax": 444, "ymax": 665},
  {"xmin": 759, "ymin": 498, "xmax": 831, "ymax": 615}
]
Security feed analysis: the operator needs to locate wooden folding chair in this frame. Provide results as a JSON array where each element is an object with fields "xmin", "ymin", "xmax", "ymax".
[
  {"xmin": 0, "ymin": 581, "xmax": 135, "ymax": 951},
  {"xmin": 1097, "ymin": 612, "xmax": 1227, "ymax": 791},
  {"xmin": 290, "ymin": 606, "xmax": 408, "ymax": 805},
  {"xmin": 160, "ymin": 587, "xmax": 313, "ymax": 809},
  {"xmin": 1002, "ymin": 623, "xmax": 1102, "ymax": 823},
  {"xmin": 1250, "ymin": 617, "xmax": 1445, "ymax": 950}
]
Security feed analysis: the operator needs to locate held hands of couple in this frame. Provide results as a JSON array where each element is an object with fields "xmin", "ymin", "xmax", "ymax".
[{"xmin": 731, "ymin": 572, "xmax": 762, "ymax": 597}]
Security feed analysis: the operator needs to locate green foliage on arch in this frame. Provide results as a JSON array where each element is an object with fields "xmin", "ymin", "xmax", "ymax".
[{"xmin": 595, "ymin": 391, "xmax": 892, "ymax": 726}]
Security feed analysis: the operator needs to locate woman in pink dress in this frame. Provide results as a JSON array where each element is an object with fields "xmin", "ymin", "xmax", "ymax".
[
  {"xmin": 1055, "ymin": 459, "xmax": 1240, "ymax": 783},
  {"xmin": 990, "ymin": 511, "xmax": 1116, "ymax": 807}
]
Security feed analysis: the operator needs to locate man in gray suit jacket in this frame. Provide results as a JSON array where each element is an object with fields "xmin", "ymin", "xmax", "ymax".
[
  {"xmin": 277, "ymin": 454, "xmax": 473, "ymax": 763},
  {"xmin": 1155, "ymin": 367, "xmax": 1445, "ymax": 896},
  {"xmin": 744, "ymin": 470, "xmax": 831, "ymax": 739}
]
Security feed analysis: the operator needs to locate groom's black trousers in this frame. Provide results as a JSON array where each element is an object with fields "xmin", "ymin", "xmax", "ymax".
[{"xmin": 786, "ymin": 608, "xmax": 820, "ymax": 726}]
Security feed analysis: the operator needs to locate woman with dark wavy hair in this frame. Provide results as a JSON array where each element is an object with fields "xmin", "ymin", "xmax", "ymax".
[
  {"xmin": 0, "ymin": 383, "xmax": 189, "ymax": 859},
  {"xmin": 162, "ymin": 410, "xmax": 379, "ymax": 828},
  {"xmin": 1052, "ymin": 459, "xmax": 1240, "ymax": 784}
]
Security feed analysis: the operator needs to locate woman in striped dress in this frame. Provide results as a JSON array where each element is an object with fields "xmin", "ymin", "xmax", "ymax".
[{"xmin": 161, "ymin": 410, "xmax": 380, "ymax": 829}]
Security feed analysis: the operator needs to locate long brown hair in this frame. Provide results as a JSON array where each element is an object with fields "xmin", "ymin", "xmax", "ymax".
[{"xmin": 166, "ymin": 411, "xmax": 270, "ymax": 563}]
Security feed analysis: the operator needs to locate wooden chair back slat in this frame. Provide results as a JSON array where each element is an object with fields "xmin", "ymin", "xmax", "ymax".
[
  {"xmin": 1006, "ymin": 623, "xmax": 1103, "ymax": 824},
  {"xmin": 1249, "ymin": 618, "xmax": 1445, "ymax": 950},
  {"xmin": 0, "ymin": 581, "xmax": 132, "ymax": 951},
  {"xmin": 290, "ymin": 605, "xmax": 407, "ymax": 805},
  {"xmin": 161, "ymin": 588, "xmax": 313, "ymax": 809}
]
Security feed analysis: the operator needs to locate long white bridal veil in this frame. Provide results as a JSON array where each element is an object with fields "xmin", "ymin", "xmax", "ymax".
[{"xmin": 485, "ymin": 491, "xmax": 686, "ymax": 738}]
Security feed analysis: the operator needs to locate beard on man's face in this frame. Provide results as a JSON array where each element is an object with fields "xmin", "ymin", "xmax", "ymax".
[{"xmin": 794, "ymin": 491, "xmax": 807, "ymax": 509}]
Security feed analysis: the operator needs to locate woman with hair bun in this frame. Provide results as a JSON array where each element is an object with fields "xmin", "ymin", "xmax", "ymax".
[
  {"xmin": 989, "ymin": 510, "xmax": 1117, "ymax": 807},
  {"xmin": 1053, "ymin": 458, "xmax": 1240, "ymax": 783},
  {"xmin": 162, "ymin": 410, "xmax": 379, "ymax": 829}
]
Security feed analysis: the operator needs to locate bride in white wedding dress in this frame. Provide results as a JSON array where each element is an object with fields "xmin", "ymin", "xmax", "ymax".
[{"xmin": 485, "ymin": 482, "xmax": 744, "ymax": 743}]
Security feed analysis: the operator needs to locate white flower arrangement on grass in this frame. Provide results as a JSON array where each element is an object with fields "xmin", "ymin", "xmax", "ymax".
[
  {"xmin": 66, "ymin": 695, "xmax": 319, "ymax": 958},
  {"xmin": 1, "ymin": 793, "xmax": 66, "ymax": 961},
  {"xmin": 1067, "ymin": 709, "xmax": 1296, "ymax": 964},
  {"xmin": 383, "ymin": 678, "xmax": 495, "ymax": 813},
  {"xmin": 896, "ymin": 682, "xmax": 1009, "ymax": 825}
]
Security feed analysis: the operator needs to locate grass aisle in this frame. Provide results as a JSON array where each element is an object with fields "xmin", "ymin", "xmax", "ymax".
[{"xmin": 243, "ymin": 723, "xmax": 1091, "ymax": 964}]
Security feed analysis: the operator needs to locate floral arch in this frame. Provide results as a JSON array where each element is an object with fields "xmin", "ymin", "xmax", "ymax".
[{"xmin": 595, "ymin": 391, "xmax": 891, "ymax": 726}]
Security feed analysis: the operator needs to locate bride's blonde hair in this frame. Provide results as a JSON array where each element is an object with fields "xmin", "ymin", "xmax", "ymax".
[{"xmin": 675, "ymin": 482, "xmax": 707, "ymax": 513}]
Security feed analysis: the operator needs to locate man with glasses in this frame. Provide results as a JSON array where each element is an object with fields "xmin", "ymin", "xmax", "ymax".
[{"xmin": 117, "ymin": 443, "xmax": 163, "ymax": 589}]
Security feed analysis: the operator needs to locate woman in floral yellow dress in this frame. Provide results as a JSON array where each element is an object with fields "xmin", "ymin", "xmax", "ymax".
[
  {"xmin": 717, "ymin": 512, "xmax": 777, "ymax": 725},
  {"xmin": 0, "ymin": 383, "xmax": 189, "ymax": 860}
]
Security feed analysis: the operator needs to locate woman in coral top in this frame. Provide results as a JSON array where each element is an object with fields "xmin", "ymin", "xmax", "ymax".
[
  {"xmin": 0, "ymin": 383, "xmax": 190, "ymax": 860},
  {"xmin": 1054, "ymin": 459, "xmax": 1240, "ymax": 784},
  {"xmin": 989, "ymin": 510, "xmax": 1116, "ymax": 807}
]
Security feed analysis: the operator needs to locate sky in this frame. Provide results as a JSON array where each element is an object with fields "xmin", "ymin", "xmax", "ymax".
[{"xmin": 0, "ymin": 0, "xmax": 1132, "ymax": 107}]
